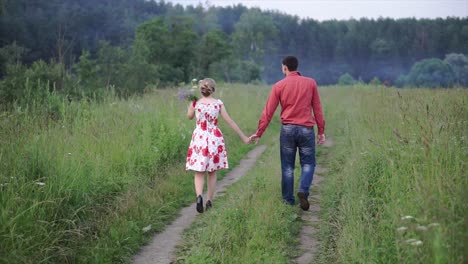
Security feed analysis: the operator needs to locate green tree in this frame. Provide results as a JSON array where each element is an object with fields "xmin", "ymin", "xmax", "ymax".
[
  {"xmin": 134, "ymin": 16, "xmax": 197, "ymax": 84},
  {"xmin": 236, "ymin": 60, "xmax": 261, "ymax": 83},
  {"xmin": 369, "ymin": 77, "xmax": 382, "ymax": 85},
  {"xmin": 232, "ymin": 9, "xmax": 277, "ymax": 62},
  {"xmin": 135, "ymin": 18, "xmax": 170, "ymax": 65},
  {"xmin": 406, "ymin": 58, "xmax": 455, "ymax": 88},
  {"xmin": 0, "ymin": 42, "xmax": 27, "ymax": 66},
  {"xmin": 165, "ymin": 16, "xmax": 198, "ymax": 82},
  {"xmin": 97, "ymin": 41, "xmax": 129, "ymax": 88},
  {"xmin": 123, "ymin": 37, "xmax": 160, "ymax": 95},
  {"xmin": 338, "ymin": 73, "xmax": 357, "ymax": 86},
  {"xmin": 197, "ymin": 29, "xmax": 231, "ymax": 77},
  {"xmin": 444, "ymin": 53, "xmax": 468, "ymax": 86},
  {"xmin": 74, "ymin": 51, "xmax": 99, "ymax": 83}
]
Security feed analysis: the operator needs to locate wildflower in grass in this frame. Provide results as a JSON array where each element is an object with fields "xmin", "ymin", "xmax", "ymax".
[
  {"xmin": 404, "ymin": 238, "xmax": 418, "ymax": 244},
  {"xmin": 142, "ymin": 225, "xmax": 152, "ymax": 233},
  {"xmin": 428, "ymin": 223, "xmax": 440, "ymax": 228},
  {"xmin": 416, "ymin": 225, "xmax": 428, "ymax": 231},
  {"xmin": 401, "ymin": 215, "xmax": 414, "ymax": 220},
  {"xmin": 0, "ymin": 183, "xmax": 8, "ymax": 187},
  {"xmin": 131, "ymin": 104, "xmax": 142, "ymax": 111},
  {"xmin": 397, "ymin": 226, "xmax": 408, "ymax": 233},
  {"xmin": 410, "ymin": 240, "xmax": 423, "ymax": 246},
  {"xmin": 35, "ymin": 182, "xmax": 46, "ymax": 186}
]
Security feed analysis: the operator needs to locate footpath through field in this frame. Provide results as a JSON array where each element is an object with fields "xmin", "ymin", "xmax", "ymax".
[
  {"xmin": 132, "ymin": 145, "xmax": 267, "ymax": 264},
  {"xmin": 295, "ymin": 138, "xmax": 333, "ymax": 264}
]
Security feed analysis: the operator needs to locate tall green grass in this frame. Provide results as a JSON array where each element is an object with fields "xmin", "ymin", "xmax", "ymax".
[
  {"xmin": 2, "ymin": 83, "xmax": 465, "ymax": 263},
  {"xmin": 319, "ymin": 86, "xmax": 467, "ymax": 263},
  {"xmin": 173, "ymin": 85, "xmax": 312, "ymax": 263},
  {"xmin": 175, "ymin": 132, "xmax": 302, "ymax": 264},
  {"xmin": 174, "ymin": 85, "xmax": 466, "ymax": 264},
  {"xmin": 0, "ymin": 83, "xmax": 260, "ymax": 263}
]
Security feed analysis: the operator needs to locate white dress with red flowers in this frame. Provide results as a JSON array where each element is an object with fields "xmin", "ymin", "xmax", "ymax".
[{"xmin": 186, "ymin": 99, "xmax": 228, "ymax": 172}]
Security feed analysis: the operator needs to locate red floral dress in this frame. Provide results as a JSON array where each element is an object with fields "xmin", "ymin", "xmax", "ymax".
[{"xmin": 186, "ymin": 99, "xmax": 228, "ymax": 172}]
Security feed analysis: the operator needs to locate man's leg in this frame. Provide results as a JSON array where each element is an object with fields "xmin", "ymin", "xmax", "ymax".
[
  {"xmin": 297, "ymin": 126, "xmax": 316, "ymax": 210},
  {"xmin": 280, "ymin": 125, "xmax": 297, "ymax": 205}
]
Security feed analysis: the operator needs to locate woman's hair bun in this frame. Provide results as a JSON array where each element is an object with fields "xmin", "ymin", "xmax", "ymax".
[{"xmin": 199, "ymin": 78, "xmax": 216, "ymax": 96}]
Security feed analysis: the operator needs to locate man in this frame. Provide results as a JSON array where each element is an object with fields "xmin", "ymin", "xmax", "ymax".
[{"xmin": 250, "ymin": 56, "xmax": 325, "ymax": 210}]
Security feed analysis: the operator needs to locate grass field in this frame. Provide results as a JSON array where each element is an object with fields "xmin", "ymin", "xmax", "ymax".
[
  {"xmin": 318, "ymin": 87, "xmax": 467, "ymax": 263},
  {"xmin": 0, "ymin": 84, "xmax": 262, "ymax": 263},
  {"xmin": 1, "ymin": 84, "xmax": 466, "ymax": 263},
  {"xmin": 174, "ymin": 85, "xmax": 467, "ymax": 263}
]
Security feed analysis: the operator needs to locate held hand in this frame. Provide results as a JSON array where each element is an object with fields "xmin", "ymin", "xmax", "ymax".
[
  {"xmin": 317, "ymin": 134, "xmax": 326, "ymax": 145},
  {"xmin": 242, "ymin": 135, "xmax": 250, "ymax": 144},
  {"xmin": 249, "ymin": 134, "xmax": 260, "ymax": 145}
]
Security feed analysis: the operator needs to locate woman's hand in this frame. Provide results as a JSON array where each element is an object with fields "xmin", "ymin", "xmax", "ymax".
[{"xmin": 249, "ymin": 134, "xmax": 260, "ymax": 145}]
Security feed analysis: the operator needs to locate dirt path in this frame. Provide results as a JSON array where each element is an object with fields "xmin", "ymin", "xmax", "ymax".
[
  {"xmin": 132, "ymin": 145, "xmax": 267, "ymax": 264},
  {"xmin": 295, "ymin": 138, "xmax": 333, "ymax": 264}
]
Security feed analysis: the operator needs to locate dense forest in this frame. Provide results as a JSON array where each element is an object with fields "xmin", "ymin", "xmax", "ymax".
[{"xmin": 1, "ymin": 0, "xmax": 467, "ymax": 107}]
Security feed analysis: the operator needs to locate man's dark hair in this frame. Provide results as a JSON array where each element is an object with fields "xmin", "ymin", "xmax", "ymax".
[{"xmin": 282, "ymin": 56, "xmax": 298, "ymax": 71}]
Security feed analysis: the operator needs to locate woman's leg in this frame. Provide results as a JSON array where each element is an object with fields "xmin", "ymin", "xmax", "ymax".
[
  {"xmin": 207, "ymin": 171, "xmax": 217, "ymax": 201},
  {"xmin": 194, "ymin": 171, "xmax": 205, "ymax": 196},
  {"xmin": 195, "ymin": 171, "xmax": 205, "ymax": 213}
]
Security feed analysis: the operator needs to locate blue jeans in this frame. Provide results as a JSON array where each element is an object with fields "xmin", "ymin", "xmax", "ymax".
[{"xmin": 280, "ymin": 124, "xmax": 316, "ymax": 205}]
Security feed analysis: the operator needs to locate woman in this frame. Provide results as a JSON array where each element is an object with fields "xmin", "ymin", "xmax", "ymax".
[{"xmin": 186, "ymin": 78, "xmax": 250, "ymax": 213}]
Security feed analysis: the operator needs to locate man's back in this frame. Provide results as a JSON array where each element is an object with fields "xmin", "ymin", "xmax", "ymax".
[{"xmin": 273, "ymin": 72, "xmax": 319, "ymax": 128}]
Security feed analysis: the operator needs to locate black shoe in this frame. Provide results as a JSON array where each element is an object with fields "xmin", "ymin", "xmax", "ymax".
[
  {"xmin": 205, "ymin": 200, "xmax": 212, "ymax": 211},
  {"xmin": 196, "ymin": 195, "xmax": 204, "ymax": 213},
  {"xmin": 297, "ymin": 192, "xmax": 310, "ymax": 211}
]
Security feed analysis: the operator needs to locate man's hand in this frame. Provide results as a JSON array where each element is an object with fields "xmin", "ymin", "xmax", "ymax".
[
  {"xmin": 317, "ymin": 134, "xmax": 326, "ymax": 145},
  {"xmin": 249, "ymin": 134, "xmax": 260, "ymax": 145}
]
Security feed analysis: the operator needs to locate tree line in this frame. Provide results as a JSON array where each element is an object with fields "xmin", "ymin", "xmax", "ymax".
[{"xmin": 1, "ymin": 0, "xmax": 467, "ymax": 108}]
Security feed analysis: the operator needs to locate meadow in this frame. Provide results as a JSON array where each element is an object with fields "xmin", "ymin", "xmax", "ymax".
[
  {"xmin": 0, "ymin": 84, "xmax": 466, "ymax": 263},
  {"xmin": 174, "ymin": 85, "xmax": 467, "ymax": 263},
  {"xmin": 318, "ymin": 87, "xmax": 466, "ymax": 263},
  {"xmin": 0, "ymin": 84, "xmax": 262, "ymax": 263}
]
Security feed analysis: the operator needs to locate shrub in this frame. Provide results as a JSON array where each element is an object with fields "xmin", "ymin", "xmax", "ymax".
[
  {"xmin": 338, "ymin": 73, "xmax": 357, "ymax": 86},
  {"xmin": 444, "ymin": 53, "xmax": 468, "ymax": 86},
  {"xmin": 369, "ymin": 77, "xmax": 382, "ymax": 86},
  {"xmin": 0, "ymin": 60, "xmax": 69, "ymax": 108},
  {"xmin": 405, "ymin": 58, "xmax": 455, "ymax": 88}
]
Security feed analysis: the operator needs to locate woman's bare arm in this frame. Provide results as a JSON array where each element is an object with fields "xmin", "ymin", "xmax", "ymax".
[
  {"xmin": 187, "ymin": 102, "xmax": 195, "ymax": 120},
  {"xmin": 220, "ymin": 105, "xmax": 249, "ymax": 144}
]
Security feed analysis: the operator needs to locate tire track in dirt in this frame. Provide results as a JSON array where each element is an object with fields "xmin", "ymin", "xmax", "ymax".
[
  {"xmin": 132, "ymin": 145, "xmax": 267, "ymax": 264},
  {"xmin": 295, "ymin": 138, "xmax": 333, "ymax": 264}
]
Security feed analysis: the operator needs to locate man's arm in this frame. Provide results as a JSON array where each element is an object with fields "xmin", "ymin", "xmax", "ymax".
[
  {"xmin": 254, "ymin": 85, "xmax": 280, "ymax": 138},
  {"xmin": 312, "ymin": 84, "xmax": 325, "ymax": 144}
]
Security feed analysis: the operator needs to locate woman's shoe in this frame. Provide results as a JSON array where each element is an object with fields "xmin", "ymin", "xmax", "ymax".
[
  {"xmin": 196, "ymin": 195, "xmax": 204, "ymax": 213},
  {"xmin": 205, "ymin": 200, "xmax": 212, "ymax": 211}
]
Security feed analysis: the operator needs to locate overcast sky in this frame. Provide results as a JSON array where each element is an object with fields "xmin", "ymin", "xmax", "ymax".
[{"xmin": 168, "ymin": 0, "xmax": 468, "ymax": 21}]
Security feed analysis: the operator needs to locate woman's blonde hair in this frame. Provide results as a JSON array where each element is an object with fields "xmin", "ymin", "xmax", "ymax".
[{"xmin": 199, "ymin": 78, "xmax": 216, "ymax": 97}]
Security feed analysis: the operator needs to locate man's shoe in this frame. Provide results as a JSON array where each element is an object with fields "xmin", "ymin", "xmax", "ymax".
[
  {"xmin": 205, "ymin": 200, "xmax": 212, "ymax": 211},
  {"xmin": 297, "ymin": 192, "xmax": 310, "ymax": 211},
  {"xmin": 196, "ymin": 195, "xmax": 204, "ymax": 213}
]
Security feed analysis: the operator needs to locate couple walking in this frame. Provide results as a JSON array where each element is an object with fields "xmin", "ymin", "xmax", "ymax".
[{"xmin": 185, "ymin": 56, "xmax": 326, "ymax": 213}]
